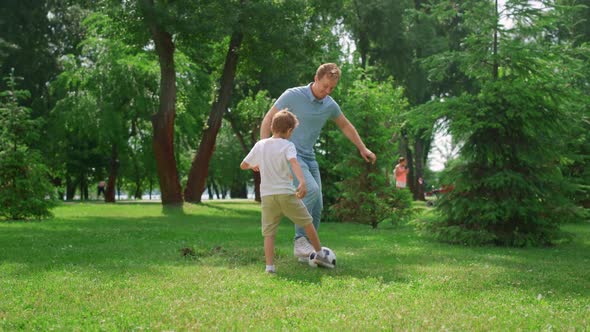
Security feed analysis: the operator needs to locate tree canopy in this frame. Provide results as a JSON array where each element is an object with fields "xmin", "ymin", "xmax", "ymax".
[{"xmin": 0, "ymin": 0, "xmax": 588, "ymax": 245}]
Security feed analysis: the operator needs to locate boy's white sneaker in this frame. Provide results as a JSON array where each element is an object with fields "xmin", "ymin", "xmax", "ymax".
[{"xmin": 294, "ymin": 237, "xmax": 314, "ymax": 260}]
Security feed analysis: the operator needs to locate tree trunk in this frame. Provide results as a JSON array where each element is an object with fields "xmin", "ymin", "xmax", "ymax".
[
  {"xmin": 230, "ymin": 180, "xmax": 248, "ymax": 198},
  {"xmin": 66, "ymin": 174, "xmax": 75, "ymax": 200},
  {"xmin": 352, "ymin": 0, "xmax": 369, "ymax": 69},
  {"xmin": 133, "ymin": 159, "xmax": 142, "ymax": 199},
  {"xmin": 412, "ymin": 138, "xmax": 426, "ymax": 201},
  {"xmin": 142, "ymin": 0, "xmax": 183, "ymax": 205},
  {"xmin": 209, "ymin": 184, "xmax": 215, "ymax": 199},
  {"xmin": 252, "ymin": 171, "xmax": 261, "ymax": 202},
  {"xmin": 105, "ymin": 145, "xmax": 118, "ymax": 203},
  {"xmin": 184, "ymin": 30, "xmax": 243, "ymax": 202},
  {"xmin": 80, "ymin": 173, "xmax": 88, "ymax": 201},
  {"xmin": 493, "ymin": 0, "xmax": 499, "ymax": 80},
  {"xmin": 149, "ymin": 179, "xmax": 153, "ymax": 200}
]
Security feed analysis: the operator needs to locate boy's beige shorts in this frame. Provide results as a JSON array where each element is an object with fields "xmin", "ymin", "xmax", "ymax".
[{"xmin": 260, "ymin": 194, "xmax": 312, "ymax": 236}]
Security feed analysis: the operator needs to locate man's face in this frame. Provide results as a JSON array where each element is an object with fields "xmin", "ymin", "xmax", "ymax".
[{"xmin": 312, "ymin": 75, "xmax": 339, "ymax": 100}]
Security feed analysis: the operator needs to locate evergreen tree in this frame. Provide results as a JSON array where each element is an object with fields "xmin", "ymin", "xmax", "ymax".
[
  {"xmin": 420, "ymin": 0, "xmax": 587, "ymax": 245},
  {"xmin": 0, "ymin": 73, "xmax": 56, "ymax": 220}
]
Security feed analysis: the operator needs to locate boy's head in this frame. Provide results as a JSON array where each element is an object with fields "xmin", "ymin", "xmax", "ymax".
[
  {"xmin": 398, "ymin": 157, "xmax": 406, "ymax": 164},
  {"xmin": 271, "ymin": 109, "xmax": 299, "ymax": 137}
]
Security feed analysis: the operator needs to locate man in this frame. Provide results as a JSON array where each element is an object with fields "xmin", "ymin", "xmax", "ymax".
[{"xmin": 260, "ymin": 63, "xmax": 377, "ymax": 262}]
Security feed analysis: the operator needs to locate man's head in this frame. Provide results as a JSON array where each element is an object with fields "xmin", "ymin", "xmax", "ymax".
[
  {"xmin": 312, "ymin": 63, "xmax": 340, "ymax": 100},
  {"xmin": 271, "ymin": 109, "xmax": 299, "ymax": 138}
]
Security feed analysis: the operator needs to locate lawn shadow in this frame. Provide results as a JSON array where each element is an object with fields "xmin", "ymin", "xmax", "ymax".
[
  {"xmin": 162, "ymin": 203, "xmax": 186, "ymax": 216},
  {"xmin": 0, "ymin": 210, "xmax": 262, "ymax": 278},
  {"xmin": 200, "ymin": 201, "xmax": 259, "ymax": 214},
  {"xmin": 112, "ymin": 201, "xmax": 163, "ymax": 206}
]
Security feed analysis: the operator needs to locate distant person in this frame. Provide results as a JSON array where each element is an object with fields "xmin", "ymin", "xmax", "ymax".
[
  {"xmin": 394, "ymin": 157, "xmax": 409, "ymax": 189},
  {"xmin": 97, "ymin": 180, "xmax": 106, "ymax": 199},
  {"xmin": 418, "ymin": 177, "xmax": 427, "ymax": 191},
  {"xmin": 242, "ymin": 110, "xmax": 333, "ymax": 273},
  {"xmin": 260, "ymin": 63, "xmax": 376, "ymax": 262}
]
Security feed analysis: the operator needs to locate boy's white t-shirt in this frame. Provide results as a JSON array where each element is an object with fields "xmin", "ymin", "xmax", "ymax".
[{"xmin": 242, "ymin": 138, "xmax": 297, "ymax": 197}]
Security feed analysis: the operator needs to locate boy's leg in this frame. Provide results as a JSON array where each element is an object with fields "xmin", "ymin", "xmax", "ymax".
[
  {"xmin": 281, "ymin": 194, "xmax": 317, "ymax": 260},
  {"xmin": 264, "ymin": 235, "xmax": 276, "ymax": 266},
  {"xmin": 303, "ymin": 224, "xmax": 321, "ymax": 252},
  {"xmin": 302, "ymin": 223, "xmax": 334, "ymax": 268},
  {"xmin": 261, "ymin": 196, "xmax": 282, "ymax": 272}
]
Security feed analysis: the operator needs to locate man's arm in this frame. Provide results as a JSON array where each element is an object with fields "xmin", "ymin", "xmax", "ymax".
[
  {"xmin": 333, "ymin": 114, "xmax": 377, "ymax": 164},
  {"xmin": 260, "ymin": 106, "xmax": 280, "ymax": 139}
]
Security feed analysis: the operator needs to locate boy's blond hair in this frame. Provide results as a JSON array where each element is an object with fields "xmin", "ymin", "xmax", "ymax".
[
  {"xmin": 316, "ymin": 63, "xmax": 341, "ymax": 81},
  {"xmin": 271, "ymin": 109, "xmax": 299, "ymax": 135}
]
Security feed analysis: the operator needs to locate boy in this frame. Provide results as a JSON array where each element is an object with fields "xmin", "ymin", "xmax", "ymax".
[{"xmin": 241, "ymin": 110, "xmax": 333, "ymax": 273}]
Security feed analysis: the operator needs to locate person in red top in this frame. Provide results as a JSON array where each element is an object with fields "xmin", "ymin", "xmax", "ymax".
[{"xmin": 394, "ymin": 157, "xmax": 409, "ymax": 189}]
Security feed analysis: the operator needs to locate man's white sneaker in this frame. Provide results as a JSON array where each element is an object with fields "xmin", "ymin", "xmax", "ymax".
[{"xmin": 294, "ymin": 237, "xmax": 314, "ymax": 259}]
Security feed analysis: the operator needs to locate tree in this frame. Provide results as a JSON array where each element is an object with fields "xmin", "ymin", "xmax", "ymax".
[
  {"xmin": 0, "ymin": 73, "xmax": 56, "ymax": 220},
  {"xmin": 49, "ymin": 12, "xmax": 161, "ymax": 203},
  {"xmin": 139, "ymin": 0, "xmax": 183, "ymax": 205},
  {"xmin": 420, "ymin": 0, "xmax": 588, "ymax": 246},
  {"xmin": 328, "ymin": 67, "xmax": 413, "ymax": 228},
  {"xmin": 341, "ymin": 0, "xmax": 458, "ymax": 201},
  {"xmin": 184, "ymin": 28, "xmax": 243, "ymax": 202},
  {"xmin": 554, "ymin": 0, "xmax": 590, "ymax": 209},
  {"xmin": 184, "ymin": 0, "xmax": 341, "ymax": 203}
]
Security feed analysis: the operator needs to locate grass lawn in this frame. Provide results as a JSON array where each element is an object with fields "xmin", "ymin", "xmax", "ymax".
[{"xmin": 1, "ymin": 201, "xmax": 588, "ymax": 330}]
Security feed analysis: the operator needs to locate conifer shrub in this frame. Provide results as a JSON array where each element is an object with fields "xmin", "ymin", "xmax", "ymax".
[
  {"xmin": 0, "ymin": 74, "xmax": 56, "ymax": 220},
  {"xmin": 421, "ymin": 78, "xmax": 575, "ymax": 246}
]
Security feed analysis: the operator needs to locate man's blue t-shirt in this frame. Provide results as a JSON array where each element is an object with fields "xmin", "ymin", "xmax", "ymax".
[{"xmin": 274, "ymin": 83, "xmax": 342, "ymax": 159}]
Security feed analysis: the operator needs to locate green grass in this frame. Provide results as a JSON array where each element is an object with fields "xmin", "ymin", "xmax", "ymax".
[{"xmin": 1, "ymin": 201, "xmax": 589, "ymax": 331}]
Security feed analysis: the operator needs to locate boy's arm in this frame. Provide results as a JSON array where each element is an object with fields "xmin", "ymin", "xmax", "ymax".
[
  {"xmin": 241, "ymin": 143, "xmax": 260, "ymax": 171},
  {"xmin": 289, "ymin": 158, "xmax": 307, "ymax": 198},
  {"xmin": 240, "ymin": 161, "xmax": 253, "ymax": 170}
]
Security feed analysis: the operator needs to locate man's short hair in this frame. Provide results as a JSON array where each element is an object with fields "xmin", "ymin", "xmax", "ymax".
[
  {"xmin": 271, "ymin": 109, "xmax": 299, "ymax": 135},
  {"xmin": 316, "ymin": 63, "xmax": 341, "ymax": 81}
]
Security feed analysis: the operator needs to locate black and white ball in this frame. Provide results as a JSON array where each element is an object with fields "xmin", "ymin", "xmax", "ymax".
[{"xmin": 308, "ymin": 247, "xmax": 336, "ymax": 268}]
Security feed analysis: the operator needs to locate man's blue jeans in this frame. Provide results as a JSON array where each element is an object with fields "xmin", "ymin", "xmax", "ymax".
[{"xmin": 293, "ymin": 156, "xmax": 322, "ymax": 239}]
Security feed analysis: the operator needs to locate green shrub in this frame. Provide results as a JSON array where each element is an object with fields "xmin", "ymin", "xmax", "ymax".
[
  {"xmin": 431, "ymin": 78, "xmax": 577, "ymax": 246},
  {"xmin": 0, "ymin": 149, "xmax": 56, "ymax": 220},
  {"xmin": 0, "ymin": 73, "xmax": 56, "ymax": 220},
  {"xmin": 329, "ymin": 160, "xmax": 413, "ymax": 228}
]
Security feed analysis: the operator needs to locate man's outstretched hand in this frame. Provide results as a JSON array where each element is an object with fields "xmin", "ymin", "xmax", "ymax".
[{"xmin": 360, "ymin": 148, "xmax": 377, "ymax": 164}]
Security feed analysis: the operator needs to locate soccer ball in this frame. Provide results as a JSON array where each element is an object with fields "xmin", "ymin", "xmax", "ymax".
[{"xmin": 308, "ymin": 247, "xmax": 336, "ymax": 268}]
